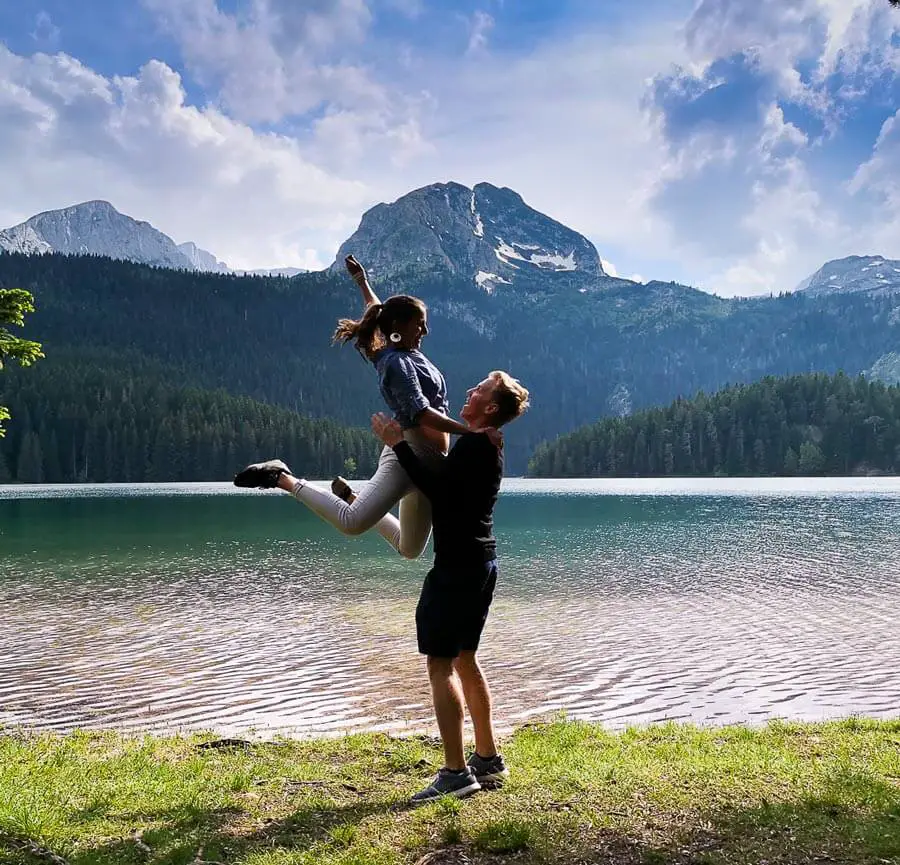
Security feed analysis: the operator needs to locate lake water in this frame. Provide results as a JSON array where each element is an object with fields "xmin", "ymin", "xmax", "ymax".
[{"xmin": 2, "ymin": 478, "xmax": 899, "ymax": 738}]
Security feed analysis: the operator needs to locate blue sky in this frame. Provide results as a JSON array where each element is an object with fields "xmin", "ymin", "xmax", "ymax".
[{"xmin": 0, "ymin": 0, "xmax": 899, "ymax": 294}]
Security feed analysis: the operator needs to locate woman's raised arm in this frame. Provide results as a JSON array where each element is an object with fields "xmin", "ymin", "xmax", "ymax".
[{"xmin": 345, "ymin": 255, "xmax": 381, "ymax": 308}]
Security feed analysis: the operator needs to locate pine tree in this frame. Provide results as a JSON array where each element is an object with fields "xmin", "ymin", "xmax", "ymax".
[
  {"xmin": 784, "ymin": 447, "xmax": 799, "ymax": 476},
  {"xmin": 0, "ymin": 288, "xmax": 43, "ymax": 437},
  {"xmin": 798, "ymin": 441, "xmax": 825, "ymax": 475},
  {"xmin": 16, "ymin": 431, "xmax": 44, "ymax": 483}
]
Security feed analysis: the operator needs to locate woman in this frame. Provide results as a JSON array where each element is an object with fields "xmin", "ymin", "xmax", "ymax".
[{"xmin": 234, "ymin": 255, "xmax": 495, "ymax": 559}]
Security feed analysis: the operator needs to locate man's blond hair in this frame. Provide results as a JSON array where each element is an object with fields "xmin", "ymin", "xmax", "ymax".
[{"xmin": 489, "ymin": 371, "xmax": 530, "ymax": 426}]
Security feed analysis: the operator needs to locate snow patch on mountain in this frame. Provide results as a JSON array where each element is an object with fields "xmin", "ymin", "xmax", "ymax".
[
  {"xmin": 495, "ymin": 238, "xmax": 577, "ymax": 272},
  {"xmin": 475, "ymin": 271, "xmax": 511, "ymax": 294},
  {"xmin": 495, "ymin": 239, "xmax": 527, "ymax": 266},
  {"xmin": 531, "ymin": 251, "xmax": 576, "ymax": 271}
]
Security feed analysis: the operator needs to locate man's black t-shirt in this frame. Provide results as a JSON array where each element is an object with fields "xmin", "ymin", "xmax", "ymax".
[{"xmin": 392, "ymin": 432, "xmax": 502, "ymax": 566}]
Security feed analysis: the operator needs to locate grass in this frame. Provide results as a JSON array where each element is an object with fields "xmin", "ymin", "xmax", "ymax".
[{"xmin": 1, "ymin": 718, "xmax": 899, "ymax": 864}]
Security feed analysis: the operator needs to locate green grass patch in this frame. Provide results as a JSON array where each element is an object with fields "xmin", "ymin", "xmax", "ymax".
[{"xmin": 0, "ymin": 719, "xmax": 898, "ymax": 864}]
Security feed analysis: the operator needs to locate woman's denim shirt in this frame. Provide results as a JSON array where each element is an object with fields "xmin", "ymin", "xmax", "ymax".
[{"xmin": 374, "ymin": 347, "xmax": 449, "ymax": 429}]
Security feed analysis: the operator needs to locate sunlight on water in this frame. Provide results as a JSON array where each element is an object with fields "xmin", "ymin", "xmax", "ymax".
[{"xmin": 1, "ymin": 479, "xmax": 899, "ymax": 737}]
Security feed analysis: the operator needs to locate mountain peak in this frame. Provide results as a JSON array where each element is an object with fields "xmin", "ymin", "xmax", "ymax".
[
  {"xmin": 0, "ymin": 200, "xmax": 196, "ymax": 270},
  {"xmin": 73, "ymin": 199, "xmax": 118, "ymax": 211},
  {"xmin": 795, "ymin": 255, "xmax": 900, "ymax": 296},
  {"xmin": 332, "ymin": 180, "xmax": 606, "ymax": 294},
  {"xmin": 177, "ymin": 241, "xmax": 230, "ymax": 274}
]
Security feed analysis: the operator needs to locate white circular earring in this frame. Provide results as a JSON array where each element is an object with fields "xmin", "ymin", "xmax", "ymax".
[{"xmin": 390, "ymin": 332, "xmax": 402, "ymax": 343}]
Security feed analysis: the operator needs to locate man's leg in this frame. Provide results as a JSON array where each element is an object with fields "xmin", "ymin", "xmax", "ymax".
[
  {"xmin": 454, "ymin": 650, "xmax": 498, "ymax": 759},
  {"xmin": 409, "ymin": 568, "xmax": 482, "ymax": 803},
  {"xmin": 426, "ymin": 655, "xmax": 466, "ymax": 771}
]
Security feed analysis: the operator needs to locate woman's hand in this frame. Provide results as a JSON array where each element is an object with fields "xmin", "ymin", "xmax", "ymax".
[
  {"xmin": 345, "ymin": 255, "xmax": 366, "ymax": 283},
  {"xmin": 474, "ymin": 426, "xmax": 504, "ymax": 449},
  {"xmin": 371, "ymin": 412, "xmax": 404, "ymax": 447},
  {"xmin": 345, "ymin": 255, "xmax": 380, "ymax": 306}
]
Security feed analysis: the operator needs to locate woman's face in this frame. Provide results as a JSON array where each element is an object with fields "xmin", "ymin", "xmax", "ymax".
[{"xmin": 396, "ymin": 309, "xmax": 428, "ymax": 349}]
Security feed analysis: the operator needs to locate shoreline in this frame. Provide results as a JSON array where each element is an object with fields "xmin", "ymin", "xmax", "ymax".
[
  {"xmin": 4, "ymin": 706, "xmax": 900, "ymax": 744},
  {"xmin": 4, "ymin": 475, "xmax": 900, "ymax": 502}
]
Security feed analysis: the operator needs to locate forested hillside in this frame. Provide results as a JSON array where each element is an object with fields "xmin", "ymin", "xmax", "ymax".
[
  {"xmin": 528, "ymin": 373, "xmax": 900, "ymax": 477},
  {"xmin": 2, "ymin": 251, "xmax": 900, "ymax": 476},
  {"xmin": 0, "ymin": 352, "xmax": 380, "ymax": 483}
]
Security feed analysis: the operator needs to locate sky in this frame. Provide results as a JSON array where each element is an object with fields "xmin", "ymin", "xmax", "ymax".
[{"xmin": 1, "ymin": 0, "xmax": 899, "ymax": 295}]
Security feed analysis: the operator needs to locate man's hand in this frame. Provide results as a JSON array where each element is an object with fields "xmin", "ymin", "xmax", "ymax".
[
  {"xmin": 345, "ymin": 254, "xmax": 366, "ymax": 283},
  {"xmin": 371, "ymin": 412, "xmax": 403, "ymax": 447}
]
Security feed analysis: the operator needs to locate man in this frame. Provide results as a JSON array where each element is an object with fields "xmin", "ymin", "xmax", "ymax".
[{"xmin": 371, "ymin": 370, "xmax": 530, "ymax": 804}]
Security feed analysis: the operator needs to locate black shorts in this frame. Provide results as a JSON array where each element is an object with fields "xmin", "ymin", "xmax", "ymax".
[{"xmin": 415, "ymin": 559, "xmax": 499, "ymax": 658}]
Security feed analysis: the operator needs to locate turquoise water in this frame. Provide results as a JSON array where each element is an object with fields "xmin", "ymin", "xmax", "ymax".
[{"xmin": 2, "ymin": 478, "xmax": 899, "ymax": 737}]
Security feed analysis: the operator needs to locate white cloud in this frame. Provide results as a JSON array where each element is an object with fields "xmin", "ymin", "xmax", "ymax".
[
  {"xmin": 142, "ymin": 0, "xmax": 378, "ymax": 123},
  {"xmin": 30, "ymin": 11, "xmax": 60, "ymax": 49},
  {"xmin": 640, "ymin": 0, "xmax": 900, "ymax": 295},
  {"xmin": 600, "ymin": 258, "xmax": 618, "ymax": 277},
  {"xmin": 818, "ymin": 0, "xmax": 898, "ymax": 79},
  {"xmin": 466, "ymin": 11, "xmax": 494, "ymax": 55},
  {"xmin": 848, "ymin": 110, "xmax": 900, "ymax": 254},
  {"xmin": 685, "ymin": 0, "xmax": 822, "ymax": 68},
  {"xmin": 0, "ymin": 46, "xmax": 370, "ymax": 271},
  {"xmin": 141, "ymin": 0, "xmax": 429, "ymax": 185},
  {"xmin": 706, "ymin": 151, "xmax": 839, "ymax": 295},
  {"xmin": 851, "ymin": 110, "xmax": 900, "ymax": 200}
]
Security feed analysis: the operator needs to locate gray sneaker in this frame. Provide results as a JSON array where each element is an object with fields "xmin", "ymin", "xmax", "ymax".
[
  {"xmin": 410, "ymin": 767, "xmax": 481, "ymax": 805},
  {"xmin": 467, "ymin": 752, "xmax": 510, "ymax": 786}
]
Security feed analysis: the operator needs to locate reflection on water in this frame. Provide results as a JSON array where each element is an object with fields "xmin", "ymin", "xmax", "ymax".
[{"xmin": 1, "ymin": 479, "xmax": 899, "ymax": 737}]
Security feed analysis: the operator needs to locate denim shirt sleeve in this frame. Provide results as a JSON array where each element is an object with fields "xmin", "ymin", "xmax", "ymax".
[{"xmin": 383, "ymin": 353, "xmax": 430, "ymax": 421}]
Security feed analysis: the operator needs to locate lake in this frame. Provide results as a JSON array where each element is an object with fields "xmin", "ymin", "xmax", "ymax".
[{"xmin": 2, "ymin": 478, "xmax": 899, "ymax": 738}]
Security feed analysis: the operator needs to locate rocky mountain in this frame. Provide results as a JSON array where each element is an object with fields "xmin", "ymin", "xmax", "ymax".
[
  {"xmin": 0, "ymin": 201, "xmax": 198, "ymax": 271},
  {"xmin": 331, "ymin": 181, "xmax": 611, "ymax": 294},
  {"xmin": 241, "ymin": 267, "xmax": 307, "ymax": 278},
  {"xmin": 866, "ymin": 351, "xmax": 900, "ymax": 385},
  {"xmin": 0, "ymin": 201, "xmax": 304, "ymax": 277},
  {"xmin": 795, "ymin": 255, "xmax": 900, "ymax": 297},
  {"xmin": 177, "ymin": 241, "xmax": 230, "ymax": 273}
]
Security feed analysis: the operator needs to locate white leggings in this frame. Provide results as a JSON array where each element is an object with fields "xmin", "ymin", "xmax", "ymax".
[{"xmin": 291, "ymin": 430, "xmax": 446, "ymax": 559}]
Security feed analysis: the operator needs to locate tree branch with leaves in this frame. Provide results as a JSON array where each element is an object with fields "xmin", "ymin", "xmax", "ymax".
[{"xmin": 0, "ymin": 288, "xmax": 44, "ymax": 437}]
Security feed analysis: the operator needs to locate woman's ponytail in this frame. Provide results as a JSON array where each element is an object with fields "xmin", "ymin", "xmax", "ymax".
[{"xmin": 333, "ymin": 303, "xmax": 385, "ymax": 361}]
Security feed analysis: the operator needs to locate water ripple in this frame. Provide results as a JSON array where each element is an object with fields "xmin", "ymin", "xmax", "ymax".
[{"xmin": 1, "ymin": 481, "xmax": 899, "ymax": 736}]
